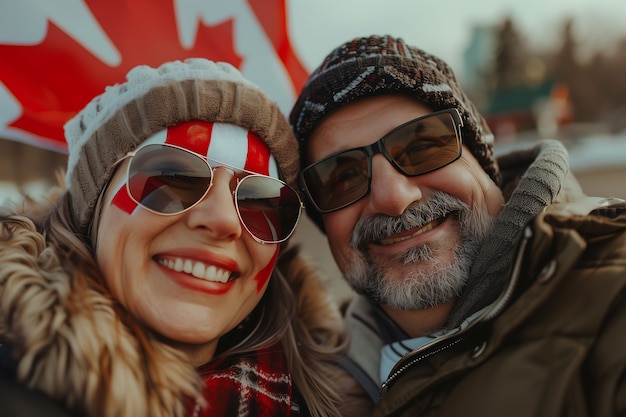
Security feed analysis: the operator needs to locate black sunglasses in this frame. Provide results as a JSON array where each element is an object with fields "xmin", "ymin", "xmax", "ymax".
[
  {"xmin": 299, "ymin": 109, "xmax": 463, "ymax": 213},
  {"xmin": 120, "ymin": 143, "xmax": 303, "ymax": 244}
]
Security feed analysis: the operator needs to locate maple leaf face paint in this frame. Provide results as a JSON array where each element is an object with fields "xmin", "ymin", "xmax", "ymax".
[{"xmin": 95, "ymin": 121, "xmax": 281, "ymax": 362}]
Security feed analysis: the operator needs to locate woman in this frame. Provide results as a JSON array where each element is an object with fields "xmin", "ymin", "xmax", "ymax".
[{"xmin": 0, "ymin": 59, "xmax": 347, "ymax": 417}]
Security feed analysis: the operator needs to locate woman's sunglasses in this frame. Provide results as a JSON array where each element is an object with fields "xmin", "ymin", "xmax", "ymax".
[
  {"xmin": 120, "ymin": 143, "xmax": 303, "ymax": 244},
  {"xmin": 299, "ymin": 109, "xmax": 463, "ymax": 213}
]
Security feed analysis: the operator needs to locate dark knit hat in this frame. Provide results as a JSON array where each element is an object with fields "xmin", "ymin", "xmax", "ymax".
[
  {"xmin": 65, "ymin": 58, "xmax": 299, "ymax": 233},
  {"xmin": 289, "ymin": 35, "xmax": 499, "ymax": 231}
]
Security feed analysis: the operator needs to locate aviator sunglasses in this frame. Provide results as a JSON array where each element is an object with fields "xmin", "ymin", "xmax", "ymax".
[
  {"xmin": 299, "ymin": 108, "xmax": 464, "ymax": 213},
  {"xmin": 120, "ymin": 143, "xmax": 303, "ymax": 244}
]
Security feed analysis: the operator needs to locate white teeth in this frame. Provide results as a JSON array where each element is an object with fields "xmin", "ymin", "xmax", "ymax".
[
  {"xmin": 174, "ymin": 258, "xmax": 183, "ymax": 271},
  {"xmin": 192, "ymin": 262, "xmax": 205, "ymax": 278},
  {"xmin": 158, "ymin": 257, "xmax": 231, "ymax": 283},
  {"xmin": 183, "ymin": 259, "xmax": 193, "ymax": 274}
]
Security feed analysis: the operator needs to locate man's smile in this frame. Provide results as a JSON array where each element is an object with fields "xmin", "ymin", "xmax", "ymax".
[{"xmin": 377, "ymin": 216, "xmax": 448, "ymax": 245}]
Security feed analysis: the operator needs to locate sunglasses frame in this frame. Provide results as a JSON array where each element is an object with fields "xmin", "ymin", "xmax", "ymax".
[
  {"xmin": 299, "ymin": 108, "xmax": 464, "ymax": 213},
  {"xmin": 118, "ymin": 143, "xmax": 304, "ymax": 244}
]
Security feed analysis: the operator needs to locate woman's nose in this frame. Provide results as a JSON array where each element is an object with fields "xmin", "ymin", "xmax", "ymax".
[
  {"xmin": 366, "ymin": 154, "xmax": 424, "ymax": 216},
  {"xmin": 185, "ymin": 168, "xmax": 242, "ymax": 241}
]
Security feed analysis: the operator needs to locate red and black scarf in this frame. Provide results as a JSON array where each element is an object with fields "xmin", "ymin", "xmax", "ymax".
[{"xmin": 195, "ymin": 342, "xmax": 302, "ymax": 416}]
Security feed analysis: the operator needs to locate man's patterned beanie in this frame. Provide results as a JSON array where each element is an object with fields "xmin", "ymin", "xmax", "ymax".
[{"xmin": 289, "ymin": 35, "xmax": 500, "ymax": 230}]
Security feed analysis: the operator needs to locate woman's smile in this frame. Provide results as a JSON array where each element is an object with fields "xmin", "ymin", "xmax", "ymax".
[{"xmin": 155, "ymin": 255, "xmax": 239, "ymax": 283}]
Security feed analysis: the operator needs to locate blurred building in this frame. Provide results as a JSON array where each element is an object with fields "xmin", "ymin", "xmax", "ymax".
[
  {"xmin": 461, "ymin": 24, "xmax": 624, "ymax": 201},
  {"xmin": 485, "ymin": 80, "xmax": 573, "ymax": 142},
  {"xmin": 462, "ymin": 24, "xmax": 496, "ymax": 109},
  {"xmin": 0, "ymin": 140, "xmax": 67, "ymax": 205}
]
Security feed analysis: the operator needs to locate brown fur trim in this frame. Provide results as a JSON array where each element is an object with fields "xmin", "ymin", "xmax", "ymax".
[
  {"xmin": 277, "ymin": 245, "xmax": 345, "ymax": 347},
  {"xmin": 0, "ymin": 216, "xmax": 204, "ymax": 417},
  {"xmin": 276, "ymin": 245, "xmax": 349, "ymax": 417}
]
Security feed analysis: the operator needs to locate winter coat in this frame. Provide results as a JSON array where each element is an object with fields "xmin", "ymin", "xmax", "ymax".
[
  {"xmin": 376, "ymin": 195, "xmax": 626, "ymax": 417},
  {"xmin": 0, "ymin": 213, "xmax": 347, "ymax": 417},
  {"xmin": 333, "ymin": 140, "xmax": 626, "ymax": 417}
]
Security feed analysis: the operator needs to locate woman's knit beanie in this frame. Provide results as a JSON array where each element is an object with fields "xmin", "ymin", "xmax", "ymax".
[{"xmin": 64, "ymin": 58, "xmax": 298, "ymax": 233}]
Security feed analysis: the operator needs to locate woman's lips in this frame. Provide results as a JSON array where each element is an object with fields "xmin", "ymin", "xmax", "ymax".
[{"xmin": 156, "ymin": 256, "xmax": 240, "ymax": 283}]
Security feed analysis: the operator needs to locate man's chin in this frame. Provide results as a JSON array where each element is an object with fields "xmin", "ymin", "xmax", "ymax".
[{"xmin": 354, "ymin": 262, "xmax": 466, "ymax": 311}]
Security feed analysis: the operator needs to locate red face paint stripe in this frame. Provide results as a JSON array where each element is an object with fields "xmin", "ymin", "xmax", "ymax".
[
  {"xmin": 254, "ymin": 247, "xmax": 279, "ymax": 292},
  {"xmin": 166, "ymin": 121, "xmax": 212, "ymax": 155},
  {"xmin": 244, "ymin": 131, "xmax": 271, "ymax": 176},
  {"xmin": 111, "ymin": 184, "xmax": 138, "ymax": 214},
  {"xmin": 127, "ymin": 172, "xmax": 173, "ymax": 210}
]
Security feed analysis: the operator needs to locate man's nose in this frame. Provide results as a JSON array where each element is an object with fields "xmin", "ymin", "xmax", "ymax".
[{"xmin": 365, "ymin": 154, "xmax": 424, "ymax": 217}]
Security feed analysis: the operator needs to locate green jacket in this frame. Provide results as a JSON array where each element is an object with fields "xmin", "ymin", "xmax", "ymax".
[
  {"xmin": 376, "ymin": 196, "xmax": 626, "ymax": 416},
  {"xmin": 335, "ymin": 141, "xmax": 626, "ymax": 417}
]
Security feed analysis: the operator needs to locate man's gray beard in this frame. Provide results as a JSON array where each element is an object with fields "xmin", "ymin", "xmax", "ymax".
[{"xmin": 345, "ymin": 192, "xmax": 495, "ymax": 311}]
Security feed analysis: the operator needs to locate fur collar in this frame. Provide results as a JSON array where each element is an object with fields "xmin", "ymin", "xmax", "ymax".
[
  {"xmin": 0, "ymin": 214, "xmax": 342, "ymax": 417},
  {"xmin": 0, "ymin": 215, "xmax": 204, "ymax": 416}
]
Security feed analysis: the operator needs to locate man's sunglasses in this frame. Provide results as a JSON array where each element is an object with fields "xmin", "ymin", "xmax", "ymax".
[
  {"xmin": 299, "ymin": 109, "xmax": 463, "ymax": 213},
  {"xmin": 120, "ymin": 143, "xmax": 303, "ymax": 244}
]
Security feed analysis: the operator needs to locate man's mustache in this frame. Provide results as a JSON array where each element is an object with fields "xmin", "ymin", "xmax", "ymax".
[{"xmin": 350, "ymin": 192, "xmax": 470, "ymax": 251}]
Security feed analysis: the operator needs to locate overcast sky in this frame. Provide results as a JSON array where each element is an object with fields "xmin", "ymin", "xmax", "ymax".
[{"xmin": 288, "ymin": 0, "xmax": 626, "ymax": 78}]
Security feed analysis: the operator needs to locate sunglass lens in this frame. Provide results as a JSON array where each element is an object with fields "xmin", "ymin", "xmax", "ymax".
[
  {"xmin": 385, "ymin": 112, "xmax": 461, "ymax": 175},
  {"xmin": 302, "ymin": 149, "xmax": 369, "ymax": 212},
  {"xmin": 236, "ymin": 176, "xmax": 301, "ymax": 242},
  {"xmin": 128, "ymin": 144, "xmax": 211, "ymax": 213}
]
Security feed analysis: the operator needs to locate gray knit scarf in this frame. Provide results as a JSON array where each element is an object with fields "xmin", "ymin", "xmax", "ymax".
[{"xmin": 446, "ymin": 139, "xmax": 570, "ymax": 328}]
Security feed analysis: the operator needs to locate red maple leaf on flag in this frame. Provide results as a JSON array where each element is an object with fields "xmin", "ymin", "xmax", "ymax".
[{"xmin": 0, "ymin": 0, "xmax": 308, "ymax": 152}]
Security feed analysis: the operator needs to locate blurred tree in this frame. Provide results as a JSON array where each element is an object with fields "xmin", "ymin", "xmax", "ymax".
[
  {"xmin": 547, "ymin": 19, "xmax": 626, "ymax": 129},
  {"xmin": 585, "ymin": 41, "xmax": 626, "ymax": 131},
  {"xmin": 491, "ymin": 16, "xmax": 529, "ymax": 91},
  {"xmin": 480, "ymin": 14, "xmax": 626, "ymax": 134},
  {"xmin": 547, "ymin": 19, "xmax": 587, "ymax": 121},
  {"xmin": 552, "ymin": 19, "xmax": 579, "ymax": 76}
]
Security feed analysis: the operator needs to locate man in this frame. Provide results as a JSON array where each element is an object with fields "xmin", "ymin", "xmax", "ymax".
[{"xmin": 289, "ymin": 34, "xmax": 626, "ymax": 417}]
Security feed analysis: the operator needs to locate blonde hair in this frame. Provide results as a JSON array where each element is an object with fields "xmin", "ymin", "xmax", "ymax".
[
  {"xmin": 273, "ymin": 248, "xmax": 349, "ymax": 417},
  {"xmin": 5, "ymin": 187, "xmax": 347, "ymax": 417},
  {"xmin": 1, "ymin": 191, "xmax": 204, "ymax": 417}
]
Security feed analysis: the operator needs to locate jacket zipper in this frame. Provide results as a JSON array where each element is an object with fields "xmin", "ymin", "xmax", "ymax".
[
  {"xmin": 380, "ymin": 336, "xmax": 463, "ymax": 396},
  {"xmin": 380, "ymin": 226, "xmax": 534, "ymax": 395}
]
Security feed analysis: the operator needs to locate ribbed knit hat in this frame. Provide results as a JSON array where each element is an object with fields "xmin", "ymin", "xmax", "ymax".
[
  {"xmin": 65, "ymin": 58, "xmax": 298, "ymax": 233},
  {"xmin": 289, "ymin": 35, "xmax": 500, "ymax": 230}
]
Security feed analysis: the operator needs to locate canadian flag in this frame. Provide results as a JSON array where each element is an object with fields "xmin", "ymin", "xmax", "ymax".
[{"xmin": 0, "ymin": 0, "xmax": 308, "ymax": 152}]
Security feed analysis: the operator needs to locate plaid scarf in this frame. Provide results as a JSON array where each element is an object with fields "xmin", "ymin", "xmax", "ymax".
[{"xmin": 194, "ymin": 342, "xmax": 301, "ymax": 416}]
